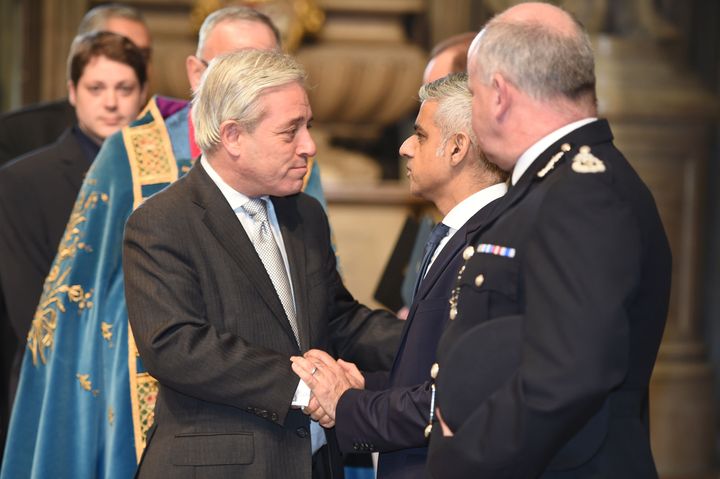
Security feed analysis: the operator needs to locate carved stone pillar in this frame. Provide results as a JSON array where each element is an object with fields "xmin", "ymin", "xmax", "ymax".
[
  {"xmin": 594, "ymin": 35, "xmax": 719, "ymax": 477},
  {"xmin": 39, "ymin": 0, "xmax": 87, "ymax": 100},
  {"xmin": 295, "ymin": 0, "xmax": 427, "ymax": 184}
]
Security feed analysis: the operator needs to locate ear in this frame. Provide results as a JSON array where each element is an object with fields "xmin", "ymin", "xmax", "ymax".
[
  {"xmin": 448, "ymin": 132, "xmax": 471, "ymax": 167},
  {"xmin": 67, "ymin": 80, "xmax": 77, "ymax": 107},
  {"xmin": 185, "ymin": 55, "xmax": 205, "ymax": 93},
  {"xmin": 491, "ymin": 72, "xmax": 511, "ymax": 122},
  {"xmin": 219, "ymin": 120, "xmax": 243, "ymax": 156}
]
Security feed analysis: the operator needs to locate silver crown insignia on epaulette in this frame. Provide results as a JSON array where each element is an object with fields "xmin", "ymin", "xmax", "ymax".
[{"xmin": 571, "ymin": 145, "xmax": 606, "ymax": 174}]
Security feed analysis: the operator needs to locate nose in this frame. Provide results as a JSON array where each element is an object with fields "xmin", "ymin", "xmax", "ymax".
[
  {"xmin": 298, "ymin": 128, "xmax": 317, "ymax": 159},
  {"xmin": 104, "ymin": 89, "xmax": 118, "ymax": 110},
  {"xmin": 399, "ymin": 136, "xmax": 414, "ymax": 159}
]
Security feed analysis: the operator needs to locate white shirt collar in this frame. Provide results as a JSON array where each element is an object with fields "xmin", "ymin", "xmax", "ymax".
[
  {"xmin": 442, "ymin": 182, "xmax": 508, "ymax": 232},
  {"xmin": 201, "ymin": 156, "xmax": 268, "ymax": 210},
  {"xmin": 511, "ymin": 117, "xmax": 597, "ymax": 185}
]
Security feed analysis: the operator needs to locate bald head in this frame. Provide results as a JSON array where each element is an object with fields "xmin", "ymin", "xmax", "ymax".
[
  {"xmin": 423, "ymin": 32, "xmax": 476, "ymax": 84},
  {"xmin": 468, "ymin": 1, "xmax": 595, "ymax": 106},
  {"xmin": 186, "ymin": 6, "xmax": 280, "ymax": 93},
  {"xmin": 497, "ymin": 2, "xmax": 577, "ymax": 35}
]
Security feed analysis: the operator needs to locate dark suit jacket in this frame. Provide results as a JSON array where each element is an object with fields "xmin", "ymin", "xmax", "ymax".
[
  {"xmin": 123, "ymin": 162, "xmax": 404, "ymax": 479},
  {"xmin": 427, "ymin": 120, "xmax": 671, "ymax": 479},
  {"xmin": 334, "ymin": 195, "xmax": 501, "ymax": 479},
  {"xmin": 0, "ymin": 127, "xmax": 93, "ymax": 401},
  {"xmin": 0, "ymin": 99, "xmax": 77, "ymax": 166}
]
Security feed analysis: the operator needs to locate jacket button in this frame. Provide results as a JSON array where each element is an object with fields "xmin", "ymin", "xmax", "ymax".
[
  {"xmin": 463, "ymin": 246, "xmax": 475, "ymax": 260},
  {"xmin": 296, "ymin": 427, "xmax": 309, "ymax": 438},
  {"xmin": 475, "ymin": 274, "xmax": 485, "ymax": 287},
  {"xmin": 353, "ymin": 443, "xmax": 360, "ymax": 451},
  {"xmin": 270, "ymin": 412, "xmax": 278, "ymax": 422},
  {"xmin": 430, "ymin": 363, "xmax": 439, "ymax": 379}
]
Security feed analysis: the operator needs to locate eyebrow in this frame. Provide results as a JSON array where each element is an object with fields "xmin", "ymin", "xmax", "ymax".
[
  {"xmin": 414, "ymin": 123, "xmax": 427, "ymax": 135},
  {"xmin": 281, "ymin": 115, "xmax": 313, "ymax": 129}
]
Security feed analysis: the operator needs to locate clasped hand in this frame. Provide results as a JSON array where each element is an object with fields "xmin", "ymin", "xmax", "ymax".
[{"xmin": 290, "ymin": 349, "xmax": 364, "ymax": 428}]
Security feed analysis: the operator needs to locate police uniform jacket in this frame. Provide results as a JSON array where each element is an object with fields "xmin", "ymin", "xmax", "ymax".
[{"xmin": 427, "ymin": 119, "xmax": 671, "ymax": 479}]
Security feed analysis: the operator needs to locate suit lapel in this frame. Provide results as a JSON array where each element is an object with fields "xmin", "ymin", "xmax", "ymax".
[
  {"xmin": 55, "ymin": 129, "xmax": 91, "ymax": 192},
  {"xmin": 188, "ymin": 164, "xmax": 298, "ymax": 346},
  {"xmin": 272, "ymin": 195, "xmax": 311, "ymax": 351},
  {"xmin": 414, "ymin": 197, "xmax": 501, "ymax": 301},
  {"xmin": 391, "ymin": 194, "xmax": 504, "ymax": 378}
]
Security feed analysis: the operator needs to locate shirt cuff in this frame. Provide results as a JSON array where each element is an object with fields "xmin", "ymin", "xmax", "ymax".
[{"xmin": 292, "ymin": 378, "xmax": 311, "ymax": 407}]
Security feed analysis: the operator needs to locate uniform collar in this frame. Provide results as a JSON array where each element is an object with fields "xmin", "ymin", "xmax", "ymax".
[{"xmin": 511, "ymin": 117, "xmax": 597, "ymax": 185}]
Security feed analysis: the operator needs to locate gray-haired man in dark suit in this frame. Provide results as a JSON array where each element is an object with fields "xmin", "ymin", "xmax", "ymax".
[{"xmin": 123, "ymin": 49, "xmax": 403, "ymax": 479}]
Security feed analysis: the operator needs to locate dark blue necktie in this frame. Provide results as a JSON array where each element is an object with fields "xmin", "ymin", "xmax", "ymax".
[{"xmin": 412, "ymin": 222, "xmax": 450, "ymax": 300}]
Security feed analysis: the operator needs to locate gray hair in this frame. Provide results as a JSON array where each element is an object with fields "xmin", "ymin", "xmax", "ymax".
[
  {"xmin": 196, "ymin": 6, "xmax": 281, "ymax": 57},
  {"xmin": 471, "ymin": 14, "xmax": 595, "ymax": 103},
  {"xmin": 419, "ymin": 72, "xmax": 477, "ymax": 155},
  {"xmin": 77, "ymin": 3, "xmax": 146, "ymax": 35},
  {"xmin": 192, "ymin": 50, "xmax": 306, "ymax": 153}
]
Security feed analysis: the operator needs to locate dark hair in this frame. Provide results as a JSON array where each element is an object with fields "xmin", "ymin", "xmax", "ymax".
[{"xmin": 67, "ymin": 31, "xmax": 148, "ymax": 86}]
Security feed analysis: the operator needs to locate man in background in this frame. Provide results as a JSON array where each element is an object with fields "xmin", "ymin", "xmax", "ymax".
[
  {"xmin": 423, "ymin": 32, "xmax": 476, "ymax": 84},
  {"xmin": 0, "ymin": 3, "xmax": 152, "ymax": 165},
  {"xmin": 292, "ymin": 73, "xmax": 507, "ymax": 479},
  {"xmin": 428, "ymin": 3, "xmax": 671, "ymax": 477}
]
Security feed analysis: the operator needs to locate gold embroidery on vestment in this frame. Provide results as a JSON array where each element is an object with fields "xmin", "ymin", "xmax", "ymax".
[
  {"xmin": 27, "ymin": 191, "xmax": 107, "ymax": 366},
  {"xmin": 101, "ymin": 322, "xmax": 113, "ymax": 347},
  {"xmin": 77, "ymin": 373, "xmax": 99, "ymax": 396}
]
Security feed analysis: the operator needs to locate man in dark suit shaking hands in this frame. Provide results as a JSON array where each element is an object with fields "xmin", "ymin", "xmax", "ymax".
[
  {"xmin": 427, "ymin": 3, "xmax": 672, "ymax": 478},
  {"xmin": 291, "ymin": 72, "xmax": 507, "ymax": 479},
  {"xmin": 123, "ymin": 50, "xmax": 403, "ymax": 479}
]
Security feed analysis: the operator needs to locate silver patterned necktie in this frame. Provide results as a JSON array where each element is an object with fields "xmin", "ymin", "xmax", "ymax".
[{"xmin": 242, "ymin": 198, "xmax": 300, "ymax": 346}]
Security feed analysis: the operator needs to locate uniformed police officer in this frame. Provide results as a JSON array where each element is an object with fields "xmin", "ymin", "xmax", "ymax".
[{"xmin": 427, "ymin": 3, "xmax": 672, "ymax": 479}]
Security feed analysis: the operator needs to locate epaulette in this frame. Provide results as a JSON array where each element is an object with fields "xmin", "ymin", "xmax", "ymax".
[{"xmin": 571, "ymin": 145, "xmax": 606, "ymax": 174}]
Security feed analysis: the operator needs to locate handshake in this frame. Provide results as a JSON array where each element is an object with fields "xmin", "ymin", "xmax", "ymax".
[{"xmin": 291, "ymin": 349, "xmax": 364, "ymax": 429}]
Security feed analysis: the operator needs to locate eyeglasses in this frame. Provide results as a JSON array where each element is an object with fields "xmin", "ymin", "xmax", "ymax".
[{"xmin": 197, "ymin": 56, "xmax": 209, "ymax": 67}]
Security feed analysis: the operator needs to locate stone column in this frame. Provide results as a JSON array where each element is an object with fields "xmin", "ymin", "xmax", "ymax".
[{"xmin": 594, "ymin": 35, "xmax": 718, "ymax": 477}]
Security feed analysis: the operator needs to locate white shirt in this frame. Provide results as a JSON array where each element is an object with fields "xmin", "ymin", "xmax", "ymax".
[
  {"xmin": 511, "ymin": 117, "xmax": 598, "ymax": 186},
  {"xmin": 201, "ymin": 158, "xmax": 326, "ymax": 452},
  {"xmin": 426, "ymin": 182, "xmax": 508, "ymax": 275}
]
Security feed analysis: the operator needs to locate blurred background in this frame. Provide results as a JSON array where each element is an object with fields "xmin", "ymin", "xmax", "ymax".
[{"xmin": 1, "ymin": 0, "xmax": 719, "ymax": 477}]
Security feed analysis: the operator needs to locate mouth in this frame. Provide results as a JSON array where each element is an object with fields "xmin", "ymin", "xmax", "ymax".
[
  {"xmin": 290, "ymin": 164, "xmax": 308, "ymax": 176},
  {"xmin": 101, "ymin": 118, "xmax": 123, "ymax": 127}
]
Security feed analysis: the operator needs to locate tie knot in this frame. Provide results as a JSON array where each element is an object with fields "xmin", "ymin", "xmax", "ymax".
[
  {"xmin": 242, "ymin": 198, "xmax": 268, "ymax": 222},
  {"xmin": 429, "ymin": 222, "xmax": 450, "ymax": 245}
]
